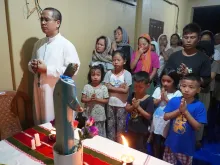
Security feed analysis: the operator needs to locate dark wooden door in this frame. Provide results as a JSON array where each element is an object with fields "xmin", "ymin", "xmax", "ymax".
[{"xmin": 149, "ymin": 18, "xmax": 164, "ymax": 41}]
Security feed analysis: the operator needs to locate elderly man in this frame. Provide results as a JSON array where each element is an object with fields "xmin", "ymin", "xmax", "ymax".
[{"xmin": 28, "ymin": 7, "xmax": 80, "ymax": 125}]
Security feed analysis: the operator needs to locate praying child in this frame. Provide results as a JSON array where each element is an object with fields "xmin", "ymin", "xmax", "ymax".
[
  {"xmin": 163, "ymin": 74, "xmax": 207, "ymax": 165},
  {"xmin": 125, "ymin": 71, "xmax": 154, "ymax": 153}
]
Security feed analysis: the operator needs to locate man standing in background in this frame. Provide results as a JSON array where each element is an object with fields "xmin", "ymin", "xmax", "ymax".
[
  {"xmin": 215, "ymin": 33, "xmax": 220, "ymax": 56},
  {"xmin": 28, "ymin": 7, "xmax": 80, "ymax": 125},
  {"xmin": 165, "ymin": 23, "xmax": 211, "ymax": 146}
]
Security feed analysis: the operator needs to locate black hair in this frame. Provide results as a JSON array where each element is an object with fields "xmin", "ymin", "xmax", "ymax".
[
  {"xmin": 44, "ymin": 7, "xmax": 62, "ymax": 28},
  {"xmin": 138, "ymin": 36, "xmax": 150, "ymax": 44},
  {"xmin": 214, "ymin": 33, "xmax": 220, "ymax": 45},
  {"xmin": 151, "ymin": 37, "xmax": 156, "ymax": 41},
  {"xmin": 179, "ymin": 39, "xmax": 183, "ymax": 46},
  {"xmin": 171, "ymin": 33, "xmax": 181, "ymax": 40},
  {"xmin": 201, "ymin": 30, "xmax": 214, "ymax": 39},
  {"xmin": 196, "ymin": 40, "xmax": 214, "ymax": 57},
  {"xmin": 112, "ymin": 50, "xmax": 126, "ymax": 61},
  {"xmin": 160, "ymin": 68, "xmax": 180, "ymax": 88},
  {"xmin": 151, "ymin": 43, "xmax": 156, "ymax": 47},
  {"xmin": 115, "ymin": 26, "xmax": 123, "ymax": 34},
  {"xmin": 183, "ymin": 23, "xmax": 201, "ymax": 36},
  {"xmin": 96, "ymin": 36, "xmax": 107, "ymax": 50},
  {"xmin": 133, "ymin": 71, "xmax": 150, "ymax": 84},
  {"xmin": 180, "ymin": 73, "xmax": 201, "ymax": 86},
  {"xmin": 151, "ymin": 44, "xmax": 156, "ymax": 50},
  {"xmin": 170, "ymin": 33, "xmax": 181, "ymax": 46},
  {"xmin": 159, "ymin": 34, "xmax": 168, "ymax": 40},
  {"xmin": 201, "ymin": 30, "xmax": 215, "ymax": 45},
  {"xmin": 87, "ymin": 64, "xmax": 105, "ymax": 84}
]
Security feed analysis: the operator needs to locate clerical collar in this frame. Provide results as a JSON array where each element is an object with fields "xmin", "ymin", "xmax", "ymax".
[{"xmin": 47, "ymin": 33, "xmax": 61, "ymax": 43}]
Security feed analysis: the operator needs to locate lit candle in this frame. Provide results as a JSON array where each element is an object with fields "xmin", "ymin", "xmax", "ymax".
[
  {"xmin": 34, "ymin": 133, "xmax": 41, "ymax": 147},
  {"xmin": 48, "ymin": 129, "xmax": 56, "ymax": 141},
  {"xmin": 121, "ymin": 135, "xmax": 128, "ymax": 147},
  {"xmin": 121, "ymin": 135, "xmax": 134, "ymax": 165},
  {"xmin": 51, "ymin": 130, "xmax": 56, "ymax": 135},
  {"xmin": 31, "ymin": 138, "xmax": 36, "ymax": 150},
  {"xmin": 121, "ymin": 154, "xmax": 134, "ymax": 165},
  {"xmin": 121, "ymin": 135, "xmax": 129, "ymax": 154}
]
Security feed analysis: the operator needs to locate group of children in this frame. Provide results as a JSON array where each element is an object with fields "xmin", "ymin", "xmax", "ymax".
[
  {"xmin": 82, "ymin": 50, "xmax": 132, "ymax": 141},
  {"xmin": 80, "ymin": 49, "xmax": 207, "ymax": 164}
]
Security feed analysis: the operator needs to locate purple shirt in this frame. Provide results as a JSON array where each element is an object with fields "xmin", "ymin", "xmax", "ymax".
[{"xmin": 131, "ymin": 51, "xmax": 160, "ymax": 74}]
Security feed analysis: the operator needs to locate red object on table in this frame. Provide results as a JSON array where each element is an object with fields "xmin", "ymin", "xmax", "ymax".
[
  {"xmin": 83, "ymin": 152, "xmax": 112, "ymax": 165},
  {"xmin": 72, "ymin": 120, "xmax": 79, "ymax": 129},
  {"xmin": 6, "ymin": 126, "xmax": 122, "ymax": 165}
]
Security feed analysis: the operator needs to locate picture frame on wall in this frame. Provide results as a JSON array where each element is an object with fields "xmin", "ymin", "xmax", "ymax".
[{"xmin": 113, "ymin": 0, "xmax": 137, "ymax": 6}]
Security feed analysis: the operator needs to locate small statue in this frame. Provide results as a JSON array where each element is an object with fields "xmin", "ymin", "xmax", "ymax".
[
  {"xmin": 63, "ymin": 63, "xmax": 78, "ymax": 78},
  {"xmin": 53, "ymin": 63, "xmax": 82, "ymax": 155}
]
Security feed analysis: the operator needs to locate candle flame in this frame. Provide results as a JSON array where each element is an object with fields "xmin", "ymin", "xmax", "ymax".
[
  {"xmin": 51, "ymin": 130, "xmax": 56, "ymax": 135},
  {"xmin": 121, "ymin": 135, "xmax": 128, "ymax": 147}
]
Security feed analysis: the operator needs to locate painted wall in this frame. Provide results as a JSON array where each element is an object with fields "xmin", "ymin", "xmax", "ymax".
[
  {"xmin": 6, "ymin": 0, "xmax": 136, "ymax": 99},
  {"xmin": 1, "ymin": 0, "xmax": 192, "ymax": 126},
  {"xmin": 2, "ymin": 0, "xmax": 191, "ymax": 97},
  {"xmin": 4, "ymin": 0, "xmax": 220, "ymax": 98},
  {"xmin": 139, "ymin": 0, "xmax": 189, "ymax": 42},
  {"xmin": 0, "ymin": 0, "xmax": 13, "ymax": 91}
]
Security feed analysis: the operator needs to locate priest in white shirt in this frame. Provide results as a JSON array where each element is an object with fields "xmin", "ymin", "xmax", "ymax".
[{"xmin": 28, "ymin": 7, "xmax": 80, "ymax": 125}]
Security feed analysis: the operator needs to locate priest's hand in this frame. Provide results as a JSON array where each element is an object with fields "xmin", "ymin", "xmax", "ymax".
[
  {"xmin": 30, "ymin": 59, "xmax": 38, "ymax": 73},
  {"xmin": 37, "ymin": 60, "xmax": 47, "ymax": 73}
]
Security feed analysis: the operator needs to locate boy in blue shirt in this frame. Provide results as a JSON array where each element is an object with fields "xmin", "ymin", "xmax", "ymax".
[{"xmin": 163, "ymin": 74, "xmax": 207, "ymax": 165}]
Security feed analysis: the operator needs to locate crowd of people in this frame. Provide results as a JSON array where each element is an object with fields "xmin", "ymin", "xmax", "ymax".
[{"xmin": 28, "ymin": 7, "xmax": 220, "ymax": 165}]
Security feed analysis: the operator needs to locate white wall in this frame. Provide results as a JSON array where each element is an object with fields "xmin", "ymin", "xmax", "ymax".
[
  {"xmin": 3, "ymin": 0, "xmax": 191, "ymax": 95},
  {"xmin": 6, "ymin": 0, "xmax": 136, "ymax": 98},
  {"xmin": 139, "ymin": 0, "xmax": 188, "ymax": 44},
  {"xmin": 0, "ymin": 0, "xmax": 13, "ymax": 91}
]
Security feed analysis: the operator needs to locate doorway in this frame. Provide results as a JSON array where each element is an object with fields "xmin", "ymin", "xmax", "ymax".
[{"xmin": 193, "ymin": 5, "xmax": 220, "ymax": 34}]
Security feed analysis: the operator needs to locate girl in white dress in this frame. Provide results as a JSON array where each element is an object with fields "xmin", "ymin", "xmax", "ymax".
[
  {"xmin": 104, "ymin": 50, "xmax": 132, "ymax": 142},
  {"xmin": 150, "ymin": 68, "xmax": 182, "ymax": 158}
]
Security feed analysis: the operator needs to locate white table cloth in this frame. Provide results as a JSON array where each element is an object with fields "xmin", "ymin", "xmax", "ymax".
[{"xmin": 0, "ymin": 123, "xmax": 171, "ymax": 165}]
